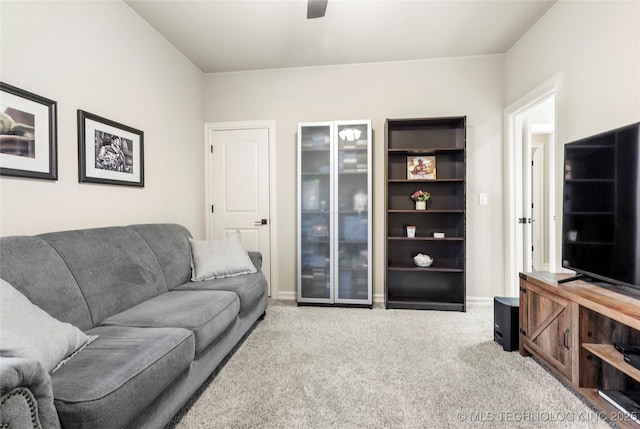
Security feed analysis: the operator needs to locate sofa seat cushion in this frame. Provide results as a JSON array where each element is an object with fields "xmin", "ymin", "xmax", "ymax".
[
  {"xmin": 101, "ymin": 290, "xmax": 239, "ymax": 355},
  {"xmin": 51, "ymin": 325, "xmax": 194, "ymax": 429},
  {"xmin": 174, "ymin": 272, "xmax": 266, "ymax": 315}
]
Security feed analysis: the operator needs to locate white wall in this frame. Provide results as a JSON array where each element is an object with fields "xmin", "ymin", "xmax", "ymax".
[
  {"xmin": 0, "ymin": 1, "xmax": 205, "ymax": 237},
  {"xmin": 204, "ymin": 56, "xmax": 506, "ymax": 301},
  {"xmin": 505, "ymin": 0, "xmax": 640, "ymax": 274},
  {"xmin": 4, "ymin": 0, "xmax": 635, "ymax": 303},
  {"xmin": 506, "ymin": 0, "xmax": 640, "ymax": 141}
]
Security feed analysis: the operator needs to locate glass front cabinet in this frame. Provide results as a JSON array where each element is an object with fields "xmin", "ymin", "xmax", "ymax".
[{"xmin": 297, "ymin": 120, "xmax": 372, "ymax": 306}]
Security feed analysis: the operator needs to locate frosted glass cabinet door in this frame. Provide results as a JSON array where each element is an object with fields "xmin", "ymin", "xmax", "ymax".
[
  {"xmin": 335, "ymin": 121, "xmax": 371, "ymax": 303},
  {"xmin": 297, "ymin": 120, "xmax": 371, "ymax": 306},
  {"xmin": 298, "ymin": 123, "xmax": 332, "ymax": 301}
]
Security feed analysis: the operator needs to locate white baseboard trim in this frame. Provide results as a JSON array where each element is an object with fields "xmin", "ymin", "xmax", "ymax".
[
  {"xmin": 372, "ymin": 293, "xmax": 384, "ymax": 305},
  {"xmin": 277, "ymin": 291, "xmax": 297, "ymax": 301},
  {"xmin": 467, "ymin": 296, "xmax": 495, "ymax": 306},
  {"xmin": 275, "ymin": 293, "xmax": 500, "ymax": 307}
]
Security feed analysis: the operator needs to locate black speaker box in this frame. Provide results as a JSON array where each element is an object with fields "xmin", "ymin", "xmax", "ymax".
[{"xmin": 494, "ymin": 296, "xmax": 520, "ymax": 352}]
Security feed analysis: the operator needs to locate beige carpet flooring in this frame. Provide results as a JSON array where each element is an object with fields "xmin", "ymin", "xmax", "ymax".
[{"xmin": 169, "ymin": 301, "xmax": 614, "ymax": 428}]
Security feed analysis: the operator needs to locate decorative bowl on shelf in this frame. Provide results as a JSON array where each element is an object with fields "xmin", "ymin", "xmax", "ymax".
[{"xmin": 413, "ymin": 253, "xmax": 433, "ymax": 268}]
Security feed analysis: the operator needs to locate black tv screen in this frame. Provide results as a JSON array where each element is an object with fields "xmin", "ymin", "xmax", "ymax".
[{"xmin": 562, "ymin": 122, "xmax": 640, "ymax": 289}]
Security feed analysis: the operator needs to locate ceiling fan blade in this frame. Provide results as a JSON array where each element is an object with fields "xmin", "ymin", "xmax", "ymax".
[{"xmin": 307, "ymin": 0, "xmax": 328, "ymax": 19}]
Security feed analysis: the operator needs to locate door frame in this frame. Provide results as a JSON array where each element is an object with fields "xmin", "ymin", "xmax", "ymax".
[
  {"xmin": 504, "ymin": 73, "xmax": 563, "ymax": 297},
  {"xmin": 204, "ymin": 120, "xmax": 279, "ymax": 298}
]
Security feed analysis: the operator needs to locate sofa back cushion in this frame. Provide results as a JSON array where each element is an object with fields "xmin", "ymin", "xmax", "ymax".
[
  {"xmin": 0, "ymin": 236, "xmax": 94, "ymax": 331},
  {"xmin": 129, "ymin": 224, "xmax": 192, "ymax": 289},
  {"xmin": 39, "ymin": 226, "xmax": 169, "ymax": 326}
]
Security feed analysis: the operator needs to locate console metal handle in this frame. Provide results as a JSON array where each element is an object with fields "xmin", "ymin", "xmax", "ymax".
[{"xmin": 563, "ymin": 328, "xmax": 570, "ymax": 349}]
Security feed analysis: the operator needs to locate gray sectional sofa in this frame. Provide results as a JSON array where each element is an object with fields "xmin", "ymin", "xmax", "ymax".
[{"xmin": 0, "ymin": 223, "xmax": 268, "ymax": 429}]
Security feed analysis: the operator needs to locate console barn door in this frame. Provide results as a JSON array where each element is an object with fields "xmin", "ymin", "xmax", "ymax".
[
  {"xmin": 207, "ymin": 127, "xmax": 271, "ymax": 293},
  {"xmin": 523, "ymin": 281, "xmax": 573, "ymax": 380}
]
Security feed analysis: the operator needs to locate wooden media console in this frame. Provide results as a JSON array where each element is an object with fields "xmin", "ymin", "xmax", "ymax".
[{"xmin": 519, "ymin": 271, "xmax": 640, "ymax": 428}]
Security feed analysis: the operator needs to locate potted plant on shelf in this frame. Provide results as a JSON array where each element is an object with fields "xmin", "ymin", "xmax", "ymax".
[{"xmin": 411, "ymin": 190, "xmax": 430, "ymax": 210}]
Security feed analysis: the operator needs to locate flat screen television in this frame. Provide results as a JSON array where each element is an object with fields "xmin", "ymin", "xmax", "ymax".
[{"xmin": 561, "ymin": 121, "xmax": 640, "ymax": 290}]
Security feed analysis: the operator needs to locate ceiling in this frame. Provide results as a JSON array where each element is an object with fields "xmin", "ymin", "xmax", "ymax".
[{"xmin": 125, "ymin": 0, "xmax": 556, "ymax": 74}]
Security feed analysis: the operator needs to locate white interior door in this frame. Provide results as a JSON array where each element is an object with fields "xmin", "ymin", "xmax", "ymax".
[
  {"xmin": 531, "ymin": 143, "xmax": 544, "ymax": 270},
  {"xmin": 208, "ymin": 127, "xmax": 271, "ymax": 291},
  {"xmin": 522, "ymin": 119, "xmax": 534, "ymax": 272}
]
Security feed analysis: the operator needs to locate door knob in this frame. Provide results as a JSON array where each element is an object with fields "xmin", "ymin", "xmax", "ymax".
[{"xmin": 254, "ymin": 219, "xmax": 268, "ymax": 226}]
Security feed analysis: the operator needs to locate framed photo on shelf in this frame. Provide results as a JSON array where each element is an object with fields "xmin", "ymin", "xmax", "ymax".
[
  {"xmin": 0, "ymin": 82, "xmax": 57, "ymax": 180},
  {"xmin": 407, "ymin": 155, "xmax": 436, "ymax": 180},
  {"xmin": 78, "ymin": 110, "xmax": 144, "ymax": 187}
]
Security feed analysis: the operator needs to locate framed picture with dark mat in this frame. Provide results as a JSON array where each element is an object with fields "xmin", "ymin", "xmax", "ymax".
[{"xmin": 0, "ymin": 82, "xmax": 57, "ymax": 180}]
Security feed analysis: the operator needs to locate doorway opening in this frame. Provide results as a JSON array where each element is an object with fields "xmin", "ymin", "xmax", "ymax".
[{"xmin": 504, "ymin": 74, "xmax": 562, "ymax": 297}]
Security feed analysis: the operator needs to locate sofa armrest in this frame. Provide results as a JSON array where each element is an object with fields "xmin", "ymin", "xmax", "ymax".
[
  {"xmin": 0, "ymin": 357, "xmax": 61, "ymax": 429},
  {"xmin": 247, "ymin": 251, "xmax": 262, "ymax": 271}
]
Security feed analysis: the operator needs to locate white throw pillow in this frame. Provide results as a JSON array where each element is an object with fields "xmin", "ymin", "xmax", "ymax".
[
  {"xmin": 0, "ymin": 278, "xmax": 97, "ymax": 373},
  {"xmin": 189, "ymin": 233, "xmax": 257, "ymax": 281}
]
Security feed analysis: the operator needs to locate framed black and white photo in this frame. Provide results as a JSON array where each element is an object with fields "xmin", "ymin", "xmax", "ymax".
[
  {"xmin": 78, "ymin": 110, "xmax": 144, "ymax": 187},
  {"xmin": 0, "ymin": 82, "xmax": 57, "ymax": 180}
]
